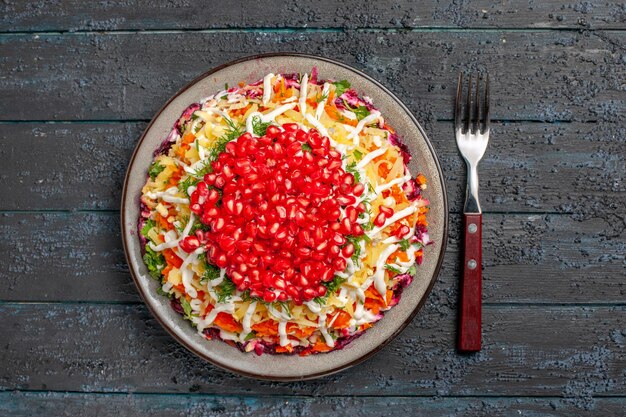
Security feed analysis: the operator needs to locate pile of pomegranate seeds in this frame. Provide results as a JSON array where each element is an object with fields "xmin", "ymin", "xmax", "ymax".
[{"xmin": 187, "ymin": 124, "xmax": 367, "ymax": 304}]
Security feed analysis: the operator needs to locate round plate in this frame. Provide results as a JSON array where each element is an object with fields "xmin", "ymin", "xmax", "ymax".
[{"xmin": 122, "ymin": 53, "xmax": 448, "ymax": 381}]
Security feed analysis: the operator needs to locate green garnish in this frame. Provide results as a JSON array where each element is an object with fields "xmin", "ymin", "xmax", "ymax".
[
  {"xmin": 244, "ymin": 331, "xmax": 257, "ymax": 341},
  {"xmin": 193, "ymin": 119, "xmax": 245, "ymax": 177},
  {"xmin": 301, "ymin": 143, "xmax": 312, "ymax": 152},
  {"xmin": 352, "ymin": 105, "xmax": 371, "ymax": 121},
  {"xmin": 398, "ymin": 239, "xmax": 412, "ymax": 251},
  {"xmin": 202, "ymin": 263, "xmax": 221, "ymax": 284},
  {"xmin": 141, "ymin": 219, "xmax": 156, "ymax": 238},
  {"xmin": 408, "ymin": 265, "xmax": 417, "ymax": 276},
  {"xmin": 315, "ymin": 91, "xmax": 329, "ymax": 103},
  {"xmin": 178, "ymin": 175, "xmax": 200, "ymax": 197},
  {"xmin": 148, "ymin": 162, "xmax": 165, "ymax": 180},
  {"xmin": 314, "ymin": 276, "xmax": 347, "ymax": 305},
  {"xmin": 251, "ymin": 115, "xmax": 271, "ymax": 136},
  {"xmin": 385, "ymin": 264, "xmax": 402, "ymax": 274},
  {"xmin": 215, "ymin": 277, "xmax": 237, "ymax": 303},
  {"xmin": 353, "ymin": 149, "xmax": 363, "ymax": 161},
  {"xmin": 333, "ymin": 80, "xmax": 351, "ymax": 97},
  {"xmin": 143, "ymin": 246, "xmax": 164, "ymax": 281},
  {"xmin": 179, "ymin": 297, "xmax": 193, "ymax": 319},
  {"xmin": 156, "ymin": 286, "xmax": 169, "ymax": 297},
  {"xmin": 345, "ymin": 161, "xmax": 361, "ymax": 183}
]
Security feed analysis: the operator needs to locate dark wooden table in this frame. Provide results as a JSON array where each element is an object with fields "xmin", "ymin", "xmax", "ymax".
[{"xmin": 1, "ymin": 2, "xmax": 624, "ymax": 416}]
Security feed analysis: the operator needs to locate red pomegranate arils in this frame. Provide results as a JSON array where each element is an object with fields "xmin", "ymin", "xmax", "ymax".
[{"xmin": 189, "ymin": 126, "xmax": 365, "ymax": 302}]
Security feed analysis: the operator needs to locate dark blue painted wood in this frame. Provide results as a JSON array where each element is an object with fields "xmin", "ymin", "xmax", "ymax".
[{"xmin": 0, "ymin": 1, "xmax": 624, "ymax": 415}]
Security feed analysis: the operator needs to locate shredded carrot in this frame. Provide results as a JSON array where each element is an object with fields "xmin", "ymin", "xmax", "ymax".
[
  {"xmin": 161, "ymin": 265, "xmax": 173, "ymax": 278},
  {"xmin": 327, "ymin": 310, "xmax": 352, "ymax": 329},
  {"xmin": 214, "ymin": 312, "xmax": 243, "ymax": 333},
  {"xmin": 163, "ymin": 249, "xmax": 183, "ymax": 268},
  {"xmin": 324, "ymin": 104, "xmax": 358, "ymax": 127},
  {"xmin": 251, "ymin": 320, "xmax": 279, "ymax": 337},
  {"xmin": 391, "ymin": 250, "xmax": 409, "ymax": 263},
  {"xmin": 287, "ymin": 323, "xmax": 316, "ymax": 339},
  {"xmin": 275, "ymin": 344, "xmax": 294, "ymax": 353},
  {"xmin": 311, "ymin": 340, "xmax": 333, "ymax": 352}
]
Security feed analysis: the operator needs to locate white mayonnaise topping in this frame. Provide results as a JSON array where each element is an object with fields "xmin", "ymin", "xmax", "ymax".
[
  {"xmin": 299, "ymin": 73, "xmax": 308, "ymax": 115},
  {"xmin": 347, "ymin": 111, "xmax": 381, "ymax": 146},
  {"xmin": 373, "ymin": 243, "xmax": 400, "ymax": 297},
  {"xmin": 375, "ymin": 173, "xmax": 411, "ymax": 194},
  {"xmin": 355, "ymin": 148, "xmax": 387, "ymax": 173},
  {"xmin": 240, "ymin": 301, "xmax": 258, "ymax": 341},
  {"xmin": 278, "ymin": 321, "xmax": 289, "ymax": 346},
  {"xmin": 367, "ymin": 206, "xmax": 417, "ymax": 239},
  {"xmin": 263, "ymin": 73, "xmax": 274, "ymax": 105}
]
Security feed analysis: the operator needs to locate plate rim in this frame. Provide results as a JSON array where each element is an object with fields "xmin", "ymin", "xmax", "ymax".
[{"xmin": 121, "ymin": 52, "xmax": 449, "ymax": 381}]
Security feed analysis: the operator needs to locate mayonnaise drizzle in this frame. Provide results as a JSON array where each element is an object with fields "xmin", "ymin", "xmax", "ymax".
[
  {"xmin": 373, "ymin": 243, "xmax": 400, "ymax": 297},
  {"xmin": 375, "ymin": 173, "xmax": 411, "ymax": 194},
  {"xmin": 278, "ymin": 321, "xmax": 289, "ymax": 346},
  {"xmin": 347, "ymin": 111, "xmax": 381, "ymax": 145},
  {"xmin": 262, "ymin": 73, "xmax": 274, "ymax": 105},
  {"xmin": 146, "ymin": 187, "xmax": 189, "ymax": 205},
  {"xmin": 319, "ymin": 313, "xmax": 335, "ymax": 347},
  {"xmin": 241, "ymin": 301, "xmax": 258, "ymax": 340},
  {"xmin": 367, "ymin": 206, "xmax": 417, "ymax": 239},
  {"xmin": 245, "ymin": 103, "xmax": 298, "ymax": 135},
  {"xmin": 299, "ymin": 73, "xmax": 308, "ymax": 115},
  {"xmin": 356, "ymin": 147, "xmax": 387, "ymax": 170}
]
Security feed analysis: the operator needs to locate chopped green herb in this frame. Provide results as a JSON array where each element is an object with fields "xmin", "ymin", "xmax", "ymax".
[
  {"xmin": 179, "ymin": 297, "xmax": 193, "ymax": 319},
  {"xmin": 251, "ymin": 115, "xmax": 271, "ymax": 136},
  {"xmin": 314, "ymin": 276, "xmax": 347, "ymax": 305},
  {"xmin": 398, "ymin": 239, "xmax": 411, "ymax": 251},
  {"xmin": 367, "ymin": 183, "xmax": 375, "ymax": 194},
  {"xmin": 315, "ymin": 91, "xmax": 329, "ymax": 103},
  {"xmin": 352, "ymin": 105, "xmax": 371, "ymax": 121},
  {"xmin": 224, "ymin": 83, "xmax": 229, "ymax": 90},
  {"xmin": 215, "ymin": 277, "xmax": 237, "ymax": 303},
  {"xmin": 324, "ymin": 276, "xmax": 346, "ymax": 293},
  {"xmin": 141, "ymin": 219, "xmax": 156, "ymax": 238},
  {"xmin": 202, "ymin": 263, "xmax": 221, "ymax": 284},
  {"xmin": 244, "ymin": 331, "xmax": 257, "ymax": 341},
  {"xmin": 385, "ymin": 264, "xmax": 402, "ymax": 274},
  {"xmin": 148, "ymin": 162, "xmax": 165, "ymax": 180},
  {"xmin": 408, "ymin": 265, "xmax": 417, "ymax": 276},
  {"xmin": 345, "ymin": 161, "xmax": 361, "ymax": 183},
  {"xmin": 143, "ymin": 246, "xmax": 164, "ymax": 281},
  {"xmin": 193, "ymin": 119, "xmax": 245, "ymax": 177},
  {"xmin": 301, "ymin": 143, "xmax": 312, "ymax": 152},
  {"xmin": 156, "ymin": 286, "xmax": 169, "ymax": 297},
  {"xmin": 272, "ymin": 301, "xmax": 292, "ymax": 316},
  {"xmin": 333, "ymin": 80, "xmax": 351, "ymax": 97},
  {"xmin": 178, "ymin": 175, "xmax": 200, "ymax": 196},
  {"xmin": 353, "ymin": 149, "xmax": 363, "ymax": 161}
]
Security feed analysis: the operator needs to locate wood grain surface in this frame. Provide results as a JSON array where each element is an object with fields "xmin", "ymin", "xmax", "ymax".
[{"xmin": 0, "ymin": 1, "xmax": 624, "ymax": 415}]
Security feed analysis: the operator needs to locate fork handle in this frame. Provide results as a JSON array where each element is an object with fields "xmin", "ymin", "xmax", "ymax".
[{"xmin": 458, "ymin": 213, "xmax": 482, "ymax": 352}]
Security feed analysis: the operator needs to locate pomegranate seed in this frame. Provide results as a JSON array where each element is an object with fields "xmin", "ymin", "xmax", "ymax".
[
  {"xmin": 394, "ymin": 224, "xmax": 411, "ymax": 239},
  {"xmin": 332, "ymin": 257, "xmax": 347, "ymax": 271},
  {"xmin": 341, "ymin": 243, "xmax": 355, "ymax": 258},
  {"xmin": 265, "ymin": 125, "xmax": 280, "ymax": 138},
  {"xmin": 262, "ymin": 290, "xmax": 277, "ymax": 302},
  {"xmin": 352, "ymin": 183, "xmax": 365, "ymax": 196},
  {"xmin": 379, "ymin": 205, "xmax": 394, "ymax": 217},
  {"xmin": 316, "ymin": 285, "xmax": 327, "ymax": 297},
  {"xmin": 374, "ymin": 212, "xmax": 386, "ymax": 227},
  {"xmin": 179, "ymin": 236, "xmax": 200, "ymax": 253},
  {"xmin": 302, "ymin": 288, "xmax": 317, "ymax": 301}
]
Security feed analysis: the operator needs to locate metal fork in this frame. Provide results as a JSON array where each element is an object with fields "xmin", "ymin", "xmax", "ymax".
[{"xmin": 455, "ymin": 72, "xmax": 490, "ymax": 352}]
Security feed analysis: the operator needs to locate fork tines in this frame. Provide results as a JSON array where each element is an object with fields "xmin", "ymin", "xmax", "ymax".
[{"xmin": 455, "ymin": 73, "xmax": 490, "ymax": 136}]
